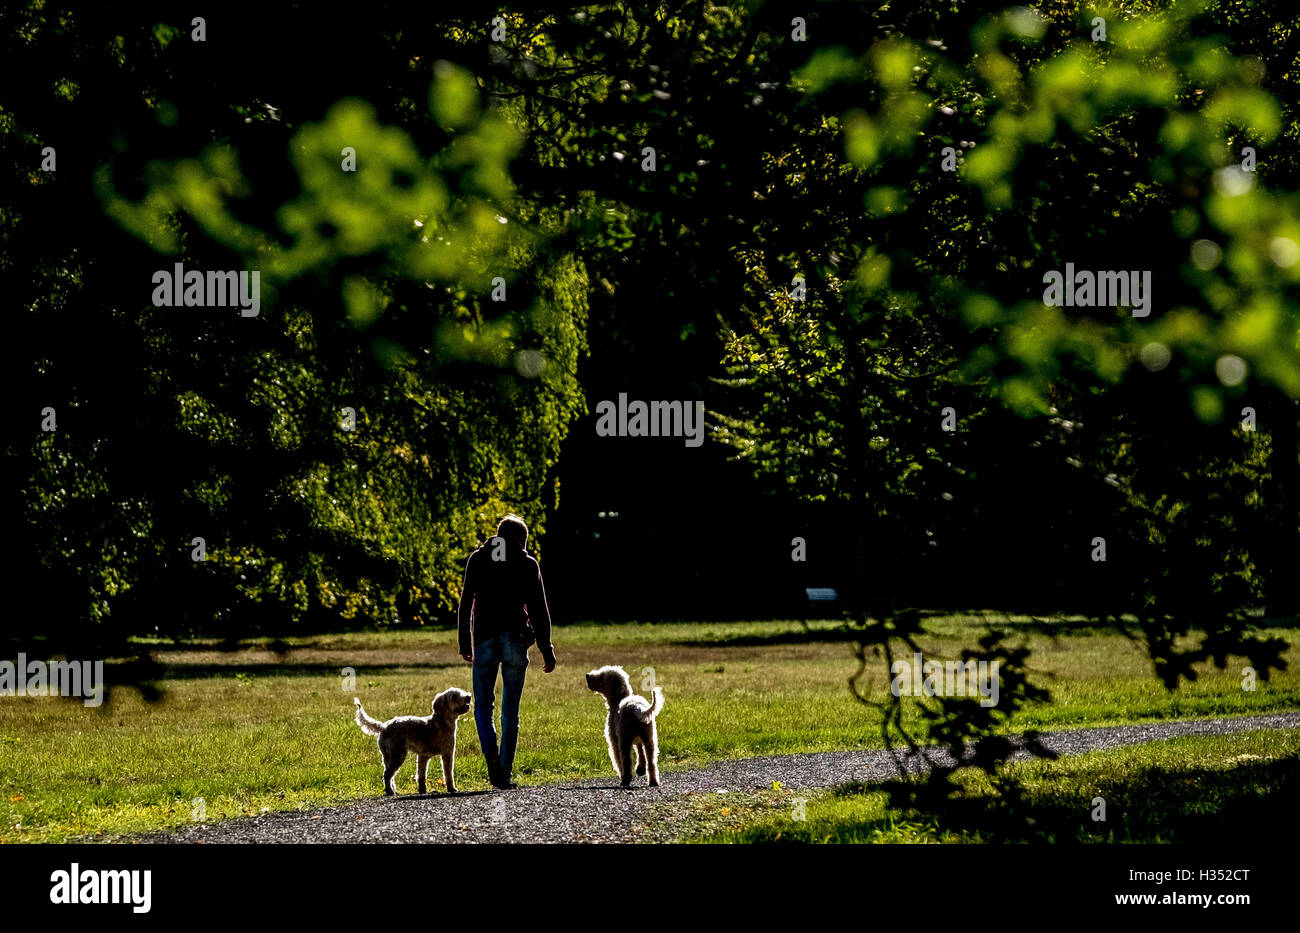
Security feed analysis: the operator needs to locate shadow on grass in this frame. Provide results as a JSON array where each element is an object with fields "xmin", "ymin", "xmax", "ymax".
[
  {"xmin": 766, "ymin": 755, "xmax": 1300, "ymax": 844},
  {"xmin": 139, "ymin": 637, "xmax": 317, "ymax": 655},
  {"xmin": 0, "ymin": 634, "xmax": 316, "ymax": 658},
  {"xmin": 145, "ymin": 661, "xmax": 465, "ymax": 682},
  {"xmin": 668, "ymin": 625, "xmax": 862, "ymax": 648},
  {"xmin": 75, "ymin": 658, "xmax": 465, "ymax": 705},
  {"xmin": 665, "ymin": 614, "xmax": 1125, "ymax": 648},
  {"xmin": 666, "ymin": 612, "xmax": 1300, "ymax": 649}
]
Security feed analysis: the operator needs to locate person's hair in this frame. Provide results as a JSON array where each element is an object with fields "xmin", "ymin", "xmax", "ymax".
[{"xmin": 496, "ymin": 514, "xmax": 529, "ymax": 547}]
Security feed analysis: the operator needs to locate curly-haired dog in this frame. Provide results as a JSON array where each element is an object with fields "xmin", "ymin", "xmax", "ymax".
[
  {"xmin": 353, "ymin": 688, "xmax": 472, "ymax": 795},
  {"xmin": 584, "ymin": 665, "xmax": 664, "ymax": 787}
]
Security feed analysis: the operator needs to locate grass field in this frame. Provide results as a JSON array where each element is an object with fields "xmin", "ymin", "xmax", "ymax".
[
  {"xmin": 686, "ymin": 729, "xmax": 1300, "ymax": 843},
  {"xmin": 2, "ymin": 615, "xmax": 1298, "ymax": 843}
]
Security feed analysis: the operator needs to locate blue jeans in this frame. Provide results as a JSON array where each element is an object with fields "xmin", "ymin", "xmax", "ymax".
[{"xmin": 471, "ymin": 632, "xmax": 530, "ymax": 777}]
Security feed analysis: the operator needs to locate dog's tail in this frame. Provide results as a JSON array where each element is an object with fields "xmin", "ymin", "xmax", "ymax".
[
  {"xmin": 638, "ymin": 686, "xmax": 664, "ymax": 722},
  {"xmin": 353, "ymin": 697, "xmax": 385, "ymax": 736}
]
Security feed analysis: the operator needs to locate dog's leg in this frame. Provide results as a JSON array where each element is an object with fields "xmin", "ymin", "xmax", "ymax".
[
  {"xmin": 618, "ymin": 733, "xmax": 636, "ymax": 787},
  {"xmin": 440, "ymin": 751, "xmax": 457, "ymax": 794},
  {"xmin": 416, "ymin": 754, "xmax": 430, "ymax": 794},
  {"xmin": 646, "ymin": 725, "xmax": 660, "ymax": 787},
  {"xmin": 382, "ymin": 744, "xmax": 407, "ymax": 796},
  {"xmin": 634, "ymin": 737, "xmax": 647, "ymax": 776},
  {"xmin": 605, "ymin": 722, "xmax": 621, "ymax": 784}
]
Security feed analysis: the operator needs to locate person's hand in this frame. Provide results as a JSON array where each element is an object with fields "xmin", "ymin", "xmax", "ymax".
[
  {"xmin": 461, "ymin": 653, "xmax": 473, "ymax": 663},
  {"xmin": 542, "ymin": 652, "xmax": 556, "ymax": 674}
]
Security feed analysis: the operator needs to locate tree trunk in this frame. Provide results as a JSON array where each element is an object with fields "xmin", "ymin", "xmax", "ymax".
[{"xmin": 1263, "ymin": 393, "xmax": 1300, "ymax": 619}]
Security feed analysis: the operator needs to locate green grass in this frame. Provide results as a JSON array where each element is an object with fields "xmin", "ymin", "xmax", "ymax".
[
  {"xmin": 689, "ymin": 729, "xmax": 1300, "ymax": 843},
  {"xmin": 1, "ymin": 617, "xmax": 1297, "ymax": 843}
]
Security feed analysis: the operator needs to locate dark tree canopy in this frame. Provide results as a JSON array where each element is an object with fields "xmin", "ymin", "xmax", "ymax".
[{"xmin": 5, "ymin": 0, "xmax": 1297, "ymax": 699}]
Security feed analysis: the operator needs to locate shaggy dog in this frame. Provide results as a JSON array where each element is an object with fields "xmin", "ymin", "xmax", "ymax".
[
  {"xmin": 584, "ymin": 665, "xmax": 664, "ymax": 787},
  {"xmin": 353, "ymin": 688, "xmax": 472, "ymax": 795}
]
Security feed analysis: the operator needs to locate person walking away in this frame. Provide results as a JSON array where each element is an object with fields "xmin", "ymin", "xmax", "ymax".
[{"xmin": 457, "ymin": 515, "xmax": 556, "ymax": 789}]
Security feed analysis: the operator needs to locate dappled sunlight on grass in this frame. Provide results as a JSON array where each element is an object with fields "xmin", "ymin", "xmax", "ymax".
[
  {"xmin": 2, "ymin": 618, "xmax": 1297, "ymax": 842},
  {"xmin": 698, "ymin": 729, "xmax": 1300, "ymax": 843}
]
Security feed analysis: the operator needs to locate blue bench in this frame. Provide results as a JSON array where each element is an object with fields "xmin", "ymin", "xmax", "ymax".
[{"xmin": 805, "ymin": 587, "xmax": 841, "ymax": 617}]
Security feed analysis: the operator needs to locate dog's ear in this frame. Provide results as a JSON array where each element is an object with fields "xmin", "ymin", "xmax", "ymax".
[{"xmin": 432, "ymin": 691, "xmax": 448, "ymax": 715}]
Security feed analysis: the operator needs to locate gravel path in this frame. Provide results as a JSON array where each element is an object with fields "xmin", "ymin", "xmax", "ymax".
[{"xmin": 147, "ymin": 711, "xmax": 1300, "ymax": 844}]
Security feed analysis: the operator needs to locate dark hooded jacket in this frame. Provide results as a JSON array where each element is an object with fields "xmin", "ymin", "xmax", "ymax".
[{"xmin": 456, "ymin": 541, "xmax": 554, "ymax": 664}]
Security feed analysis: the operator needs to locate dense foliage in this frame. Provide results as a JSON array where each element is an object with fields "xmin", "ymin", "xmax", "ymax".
[{"xmin": 5, "ymin": 1, "xmax": 1296, "ymax": 684}]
